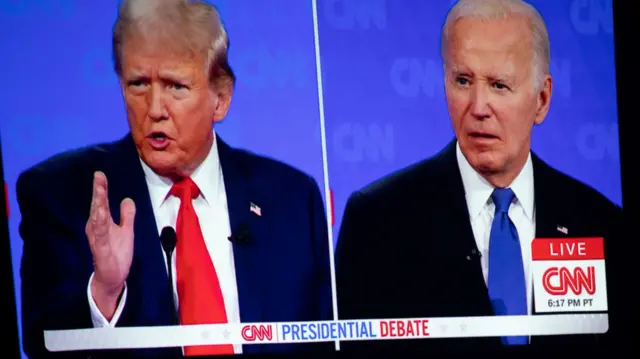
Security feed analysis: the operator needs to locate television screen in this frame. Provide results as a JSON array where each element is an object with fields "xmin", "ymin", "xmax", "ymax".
[{"xmin": 0, "ymin": 0, "xmax": 623, "ymax": 357}]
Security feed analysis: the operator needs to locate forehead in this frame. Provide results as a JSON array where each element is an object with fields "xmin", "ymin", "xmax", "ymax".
[
  {"xmin": 120, "ymin": 36, "xmax": 207, "ymax": 76},
  {"xmin": 446, "ymin": 17, "xmax": 533, "ymax": 73}
]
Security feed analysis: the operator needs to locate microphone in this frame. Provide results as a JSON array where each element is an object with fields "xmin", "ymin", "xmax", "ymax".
[
  {"xmin": 228, "ymin": 223, "xmax": 253, "ymax": 245},
  {"xmin": 160, "ymin": 226, "xmax": 179, "ymax": 324},
  {"xmin": 466, "ymin": 248, "xmax": 482, "ymax": 261}
]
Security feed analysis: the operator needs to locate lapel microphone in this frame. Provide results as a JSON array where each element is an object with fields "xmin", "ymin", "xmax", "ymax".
[
  {"xmin": 160, "ymin": 227, "xmax": 177, "ymax": 258},
  {"xmin": 228, "ymin": 223, "xmax": 253, "ymax": 245},
  {"xmin": 467, "ymin": 248, "xmax": 482, "ymax": 261},
  {"xmin": 160, "ymin": 226, "xmax": 179, "ymax": 324}
]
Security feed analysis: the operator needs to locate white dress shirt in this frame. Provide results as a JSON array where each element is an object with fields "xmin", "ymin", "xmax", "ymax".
[
  {"xmin": 456, "ymin": 142, "xmax": 536, "ymax": 316},
  {"xmin": 87, "ymin": 132, "xmax": 243, "ymax": 354}
]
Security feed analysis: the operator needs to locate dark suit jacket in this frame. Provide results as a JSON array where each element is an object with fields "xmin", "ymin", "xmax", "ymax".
[
  {"xmin": 335, "ymin": 140, "xmax": 623, "ymax": 354},
  {"xmin": 17, "ymin": 134, "xmax": 333, "ymax": 358}
]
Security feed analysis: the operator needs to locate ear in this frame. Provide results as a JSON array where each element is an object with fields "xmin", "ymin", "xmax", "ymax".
[
  {"xmin": 212, "ymin": 80, "xmax": 233, "ymax": 123},
  {"xmin": 534, "ymin": 74, "xmax": 552, "ymax": 125}
]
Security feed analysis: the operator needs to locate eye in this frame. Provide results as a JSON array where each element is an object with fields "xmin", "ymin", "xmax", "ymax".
[
  {"xmin": 128, "ymin": 80, "xmax": 146, "ymax": 88},
  {"xmin": 493, "ymin": 82, "xmax": 509, "ymax": 90},
  {"xmin": 456, "ymin": 77, "xmax": 470, "ymax": 86},
  {"xmin": 126, "ymin": 79, "xmax": 148, "ymax": 94},
  {"xmin": 170, "ymin": 83, "xmax": 188, "ymax": 91}
]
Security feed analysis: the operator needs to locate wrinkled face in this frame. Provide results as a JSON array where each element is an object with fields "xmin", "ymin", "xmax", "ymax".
[
  {"xmin": 119, "ymin": 38, "xmax": 231, "ymax": 179},
  {"xmin": 444, "ymin": 16, "xmax": 551, "ymax": 184}
]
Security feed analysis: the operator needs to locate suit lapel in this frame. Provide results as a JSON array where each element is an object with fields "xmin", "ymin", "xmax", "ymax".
[
  {"xmin": 433, "ymin": 140, "xmax": 496, "ymax": 316},
  {"xmin": 529, "ymin": 154, "xmax": 559, "ymax": 342},
  {"xmin": 217, "ymin": 136, "xmax": 266, "ymax": 327},
  {"xmin": 531, "ymin": 154, "xmax": 570, "ymax": 239},
  {"xmin": 106, "ymin": 135, "xmax": 175, "ymax": 328}
]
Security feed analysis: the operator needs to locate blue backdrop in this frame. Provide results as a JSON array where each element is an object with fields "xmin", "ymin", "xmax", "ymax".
[
  {"xmin": 0, "ymin": 1, "xmax": 619, "ymax": 358},
  {"xmin": 317, "ymin": 0, "xmax": 620, "ymax": 248}
]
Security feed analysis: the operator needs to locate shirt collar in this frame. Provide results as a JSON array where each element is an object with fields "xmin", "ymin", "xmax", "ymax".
[
  {"xmin": 456, "ymin": 141, "xmax": 535, "ymax": 221},
  {"xmin": 140, "ymin": 130, "xmax": 222, "ymax": 212}
]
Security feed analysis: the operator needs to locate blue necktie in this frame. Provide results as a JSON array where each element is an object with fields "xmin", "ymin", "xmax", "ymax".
[{"xmin": 487, "ymin": 188, "xmax": 528, "ymax": 345}]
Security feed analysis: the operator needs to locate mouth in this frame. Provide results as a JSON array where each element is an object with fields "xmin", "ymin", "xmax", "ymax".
[
  {"xmin": 147, "ymin": 131, "xmax": 171, "ymax": 150},
  {"xmin": 469, "ymin": 131, "xmax": 500, "ymax": 141}
]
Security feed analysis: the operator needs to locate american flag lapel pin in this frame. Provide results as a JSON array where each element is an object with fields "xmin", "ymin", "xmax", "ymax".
[
  {"xmin": 250, "ymin": 202, "xmax": 261, "ymax": 216},
  {"xmin": 556, "ymin": 225, "xmax": 568, "ymax": 234}
]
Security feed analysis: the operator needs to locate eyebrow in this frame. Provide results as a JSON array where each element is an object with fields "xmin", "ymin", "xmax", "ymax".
[
  {"xmin": 158, "ymin": 71, "xmax": 190, "ymax": 83},
  {"xmin": 124, "ymin": 70, "xmax": 191, "ymax": 85},
  {"xmin": 487, "ymin": 73, "xmax": 516, "ymax": 84},
  {"xmin": 125, "ymin": 70, "xmax": 147, "ymax": 79},
  {"xmin": 448, "ymin": 65, "xmax": 472, "ymax": 77},
  {"xmin": 449, "ymin": 67, "xmax": 516, "ymax": 84}
]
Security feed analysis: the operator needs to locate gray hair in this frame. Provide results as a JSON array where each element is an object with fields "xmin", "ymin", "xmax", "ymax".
[
  {"xmin": 112, "ymin": 0, "xmax": 235, "ymax": 87},
  {"xmin": 441, "ymin": 0, "xmax": 550, "ymax": 90}
]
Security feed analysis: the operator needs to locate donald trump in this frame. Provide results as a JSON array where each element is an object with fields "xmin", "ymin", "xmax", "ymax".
[{"xmin": 17, "ymin": 0, "xmax": 333, "ymax": 357}]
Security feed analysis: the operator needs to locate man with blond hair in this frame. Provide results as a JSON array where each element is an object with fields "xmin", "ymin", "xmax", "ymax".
[
  {"xmin": 18, "ymin": 0, "xmax": 333, "ymax": 357},
  {"xmin": 336, "ymin": 0, "xmax": 621, "ymax": 352}
]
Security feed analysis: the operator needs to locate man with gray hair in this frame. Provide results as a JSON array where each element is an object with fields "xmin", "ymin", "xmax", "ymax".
[
  {"xmin": 336, "ymin": 0, "xmax": 621, "ymax": 352},
  {"xmin": 18, "ymin": 0, "xmax": 333, "ymax": 357}
]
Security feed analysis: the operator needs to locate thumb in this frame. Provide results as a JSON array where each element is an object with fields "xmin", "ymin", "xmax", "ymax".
[{"xmin": 119, "ymin": 198, "xmax": 136, "ymax": 231}]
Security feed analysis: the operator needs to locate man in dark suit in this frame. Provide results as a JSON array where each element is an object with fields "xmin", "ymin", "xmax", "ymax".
[
  {"xmin": 335, "ymin": 0, "xmax": 622, "ymax": 353},
  {"xmin": 17, "ymin": 0, "xmax": 332, "ymax": 358}
]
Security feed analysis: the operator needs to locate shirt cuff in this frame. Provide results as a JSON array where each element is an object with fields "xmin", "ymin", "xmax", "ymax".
[{"xmin": 87, "ymin": 272, "xmax": 128, "ymax": 328}]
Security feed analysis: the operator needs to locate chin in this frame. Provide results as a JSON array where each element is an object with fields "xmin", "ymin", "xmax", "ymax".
[
  {"xmin": 142, "ymin": 151, "xmax": 179, "ymax": 177},
  {"xmin": 467, "ymin": 151, "xmax": 505, "ymax": 175}
]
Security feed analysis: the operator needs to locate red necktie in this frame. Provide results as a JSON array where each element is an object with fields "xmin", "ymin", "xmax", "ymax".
[{"xmin": 171, "ymin": 178, "xmax": 234, "ymax": 356}]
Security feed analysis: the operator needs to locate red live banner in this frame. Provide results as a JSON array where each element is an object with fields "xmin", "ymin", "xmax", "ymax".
[{"xmin": 531, "ymin": 237, "xmax": 604, "ymax": 261}]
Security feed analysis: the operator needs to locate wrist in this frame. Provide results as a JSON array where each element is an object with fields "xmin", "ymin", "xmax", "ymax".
[{"xmin": 90, "ymin": 276, "xmax": 124, "ymax": 302}]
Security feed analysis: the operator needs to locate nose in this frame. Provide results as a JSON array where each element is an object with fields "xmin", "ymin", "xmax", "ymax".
[
  {"xmin": 469, "ymin": 83, "xmax": 491, "ymax": 120},
  {"xmin": 147, "ymin": 85, "xmax": 168, "ymax": 121}
]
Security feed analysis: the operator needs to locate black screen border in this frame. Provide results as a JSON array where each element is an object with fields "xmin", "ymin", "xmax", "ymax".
[
  {"xmin": 0, "ymin": 134, "xmax": 21, "ymax": 358},
  {"xmin": 0, "ymin": 0, "xmax": 637, "ymax": 356}
]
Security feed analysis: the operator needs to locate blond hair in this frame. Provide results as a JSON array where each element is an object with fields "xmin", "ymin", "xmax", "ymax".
[{"xmin": 112, "ymin": 0, "xmax": 235, "ymax": 87}]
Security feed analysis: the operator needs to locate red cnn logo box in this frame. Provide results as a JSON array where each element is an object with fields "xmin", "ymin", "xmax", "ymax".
[{"xmin": 531, "ymin": 238, "xmax": 608, "ymax": 313}]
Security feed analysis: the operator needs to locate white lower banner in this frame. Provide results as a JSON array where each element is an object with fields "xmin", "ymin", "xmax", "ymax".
[{"xmin": 44, "ymin": 314, "xmax": 608, "ymax": 351}]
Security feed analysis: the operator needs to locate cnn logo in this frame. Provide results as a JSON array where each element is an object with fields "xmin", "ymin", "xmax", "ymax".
[
  {"xmin": 241, "ymin": 325, "xmax": 273, "ymax": 342},
  {"xmin": 542, "ymin": 266, "xmax": 596, "ymax": 295}
]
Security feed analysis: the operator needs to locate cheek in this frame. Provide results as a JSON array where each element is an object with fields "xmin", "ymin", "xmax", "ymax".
[
  {"xmin": 493, "ymin": 104, "xmax": 533, "ymax": 144},
  {"xmin": 446, "ymin": 94, "xmax": 468, "ymax": 128},
  {"xmin": 125, "ymin": 99, "xmax": 148, "ymax": 128},
  {"xmin": 170, "ymin": 101, "xmax": 212, "ymax": 139},
  {"xmin": 126, "ymin": 93, "xmax": 146, "ymax": 108}
]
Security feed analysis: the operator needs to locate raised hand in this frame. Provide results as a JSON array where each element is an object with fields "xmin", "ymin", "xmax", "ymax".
[{"xmin": 86, "ymin": 171, "xmax": 136, "ymax": 319}]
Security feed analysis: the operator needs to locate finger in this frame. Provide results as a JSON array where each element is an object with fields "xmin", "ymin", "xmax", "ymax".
[
  {"xmin": 87, "ymin": 211, "xmax": 110, "ymax": 249},
  {"xmin": 90, "ymin": 172, "xmax": 112, "ymax": 244},
  {"xmin": 90, "ymin": 172, "xmax": 106, "ymax": 220},
  {"xmin": 88, "ymin": 172, "xmax": 104, "ymax": 244},
  {"xmin": 94, "ymin": 171, "xmax": 111, "ymax": 215},
  {"xmin": 94, "ymin": 208, "xmax": 110, "ymax": 236},
  {"xmin": 119, "ymin": 198, "xmax": 136, "ymax": 233},
  {"xmin": 90, "ymin": 172, "xmax": 101, "ymax": 222}
]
